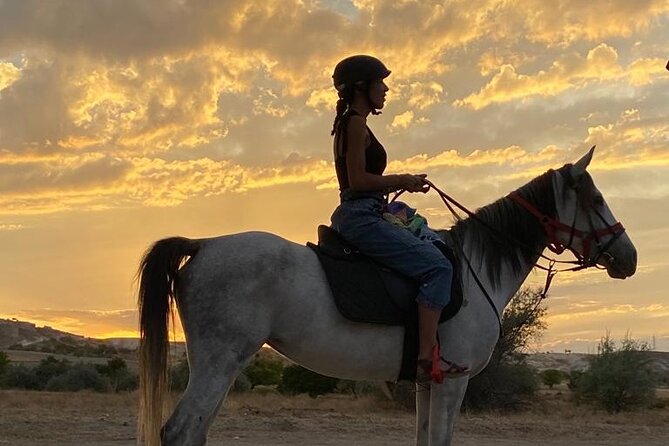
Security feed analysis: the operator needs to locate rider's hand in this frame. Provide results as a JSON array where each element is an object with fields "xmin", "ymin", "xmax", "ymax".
[{"xmin": 401, "ymin": 174, "xmax": 430, "ymax": 193}]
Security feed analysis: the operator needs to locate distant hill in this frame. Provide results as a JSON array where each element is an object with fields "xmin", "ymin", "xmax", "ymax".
[
  {"xmin": 0, "ymin": 318, "xmax": 86, "ymax": 349},
  {"xmin": 527, "ymin": 351, "xmax": 669, "ymax": 375},
  {"xmin": 2, "ymin": 318, "xmax": 667, "ymax": 380},
  {"xmin": 0, "ymin": 318, "xmax": 183, "ymax": 358}
]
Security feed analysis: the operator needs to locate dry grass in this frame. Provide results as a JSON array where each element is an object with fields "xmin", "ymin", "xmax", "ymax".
[
  {"xmin": 1, "ymin": 389, "xmax": 668, "ymax": 445},
  {"xmin": 220, "ymin": 392, "xmax": 399, "ymax": 414}
]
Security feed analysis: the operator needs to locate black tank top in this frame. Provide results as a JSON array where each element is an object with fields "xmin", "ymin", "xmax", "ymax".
[{"xmin": 333, "ymin": 110, "xmax": 387, "ymax": 194}]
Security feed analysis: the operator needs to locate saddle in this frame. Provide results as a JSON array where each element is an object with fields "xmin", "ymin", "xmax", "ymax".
[{"xmin": 307, "ymin": 225, "xmax": 463, "ymax": 381}]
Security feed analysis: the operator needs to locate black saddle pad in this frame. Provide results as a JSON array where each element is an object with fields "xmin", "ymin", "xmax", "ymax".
[
  {"xmin": 307, "ymin": 225, "xmax": 463, "ymax": 326},
  {"xmin": 308, "ymin": 225, "xmax": 464, "ymax": 381}
]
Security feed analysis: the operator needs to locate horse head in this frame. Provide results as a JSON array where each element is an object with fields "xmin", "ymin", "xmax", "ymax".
[{"xmin": 552, "ymin": 146, "xmax": 637, "ymax": 279}]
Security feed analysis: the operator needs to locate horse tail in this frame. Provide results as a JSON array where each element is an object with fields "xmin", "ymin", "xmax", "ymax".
[{"xmin": 137, "ymin": 236, "xmax": 200, "ymax": 446}]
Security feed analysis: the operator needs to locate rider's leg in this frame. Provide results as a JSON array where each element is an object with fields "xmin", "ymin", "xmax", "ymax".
[
  {"xmin": 332, "ymin": 197, "xmax": 468, "ymax": 380},
  {"xmin": 418, "ymin": 303, "xmax": 441, "ymax": 361}
]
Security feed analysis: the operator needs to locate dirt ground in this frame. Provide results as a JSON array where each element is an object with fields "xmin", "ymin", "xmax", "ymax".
[{"xmin": 1, "ymin": 390, "xmax": 667, "ymax": 445}]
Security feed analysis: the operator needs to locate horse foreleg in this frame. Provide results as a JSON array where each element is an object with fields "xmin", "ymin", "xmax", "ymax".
[
  {"xmin": 428, "ymin": 377, "xmax": 469, "ymax": 446},
  {"xmin": 415, "ymin": 385, "xmax": 431, "ymax": 446}
]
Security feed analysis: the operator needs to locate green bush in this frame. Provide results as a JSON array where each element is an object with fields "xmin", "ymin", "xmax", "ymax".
[
  {"xmin": 567, "ymin": 370, "xmax": 584, "ymax": 391},
  {"xmin": 540, "ymin": 369, "xmax": 565, "ymax": 389},
  {"xmin": 278, "ymin": 365, "xmax": 338, "ymax": 397},
  {"xmin": 231, "ymin": 372, "xmax": 252, "ymax": 393},
  {"xmin": 574, "ymin": 335, "xmax": 657, "ymax": 413},
  {"xmin": 2, "ymin": 364, "xmax": 41, "ymax": 390},
  {"xmin": 244, "ymin": 357, "xmax": 283, "ymax": 388},
  {"xmin": 463, "ymin": 288, "xmax": 545, "ymax": 411},
  {"xmin": 169, "ymin": 357, "xmax": 190, "ymax": 392},
  {"xmin": 464, "ymin": 361, "xmax": 539, "ymax": 410},
  {"xmin": 96, "ymin": 357, "xmax": 137, "ymax": 392},
  {"xmin": 35, "ymin": 356, "xmax": 70, "ymax": 388},
  {"xmin": 45, "ymin": 363, "xmax": 110, "ymax": 392},
  {"xmin": 116, "ymin": 372, "xmax": 139, "ymax": 392}
]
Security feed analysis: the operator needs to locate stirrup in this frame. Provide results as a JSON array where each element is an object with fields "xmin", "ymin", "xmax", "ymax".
[{"xmin": 418, "ymin": 345, "xmax": 470, "ymax": 384}]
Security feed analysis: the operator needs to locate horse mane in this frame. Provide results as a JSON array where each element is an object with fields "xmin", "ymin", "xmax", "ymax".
[{"xmin": 443, "ymin": 168, "xmax": 559, "ymax": 289}]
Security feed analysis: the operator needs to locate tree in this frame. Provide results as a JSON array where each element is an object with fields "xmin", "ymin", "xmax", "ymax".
[
  {"xmin": 540, "ymin": 369, "xmax": 564, "ymax": 389},
  {"xmin": 96, "ymin": 357, "xmax": 136, "ymax": 392},
  {"xmin": 244, "ymin": 357, "xmax": 283, "ymax": 388},
  {"xmin": 35, "ymin": 356, "xmax": 70, "ymax": 389},
  {"xmin": 278, "ymin": 365, "xmax": 338, "ymax": 397},
  {"xmin": 574, "ymin": 334, "xmax": 657, "ymax": 413},
  {"xmin": 493, "ymin": 288, "xmax": 547, "ymax": 365},
  {"xmin": 463, "ymin": 287, "xmax": 545, "ymax": 411}
]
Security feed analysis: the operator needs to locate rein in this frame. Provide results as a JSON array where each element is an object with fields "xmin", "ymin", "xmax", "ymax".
[{"xmin": 389, "ymin": 171, "xmax": 626, "ymax": 338}]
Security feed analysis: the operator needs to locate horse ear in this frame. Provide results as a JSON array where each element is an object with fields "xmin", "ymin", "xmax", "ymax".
[{"xmin": 572, "ymin": 145, "xmax": 595, "ymax": 177}]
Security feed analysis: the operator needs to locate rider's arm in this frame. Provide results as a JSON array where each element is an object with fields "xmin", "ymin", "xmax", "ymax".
[{"xmin": 346, "ymin": 116, "xmax": 421, "ymax": 192}]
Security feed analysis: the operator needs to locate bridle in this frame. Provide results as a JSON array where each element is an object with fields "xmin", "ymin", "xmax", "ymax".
[
  {"xmin": 508, "ymin": 165, "xmax": 626, "ymax": 272},
  {"xmin": 389, "ymin": 163, "xmax": 627, "ymax": 337}
]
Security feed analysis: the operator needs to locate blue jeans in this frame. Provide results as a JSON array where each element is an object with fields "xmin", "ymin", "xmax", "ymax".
[{"xmin": 330, "ymin": 197, "xmax": 453, "ymax": 310}]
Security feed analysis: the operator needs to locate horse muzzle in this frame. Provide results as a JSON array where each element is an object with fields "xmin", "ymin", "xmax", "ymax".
[{"xmin": 601, "ymin": 247, "xmax": 637, "ymax": 279}]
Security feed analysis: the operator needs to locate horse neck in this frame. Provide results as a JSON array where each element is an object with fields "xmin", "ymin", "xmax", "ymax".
[{"xmin": 450, "ymin": 171, "xmax": 555, "ymax": 310}]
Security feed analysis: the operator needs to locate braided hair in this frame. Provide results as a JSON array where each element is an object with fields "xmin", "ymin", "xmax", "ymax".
[
  {"xmin": 330, "ymin": 82, "xmax": 383, "ymax": 136},
  {"xmin": 331, "ymin": 85, "xmax": 355, "ymax": 136}
]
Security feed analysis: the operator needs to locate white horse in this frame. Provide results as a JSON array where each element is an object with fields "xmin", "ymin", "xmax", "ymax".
[{"xmin": 137, "ymin": 148, "xmax": 636, "ymax": 445}]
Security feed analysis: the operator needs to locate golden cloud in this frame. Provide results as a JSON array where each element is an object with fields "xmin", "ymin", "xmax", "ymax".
[
  {"xmin": 584, "ymin": 109, "xmax": 669, "ymax": 170},
  {"xmin": 455, "ymin": 44, "xmax": 667, "ymax": 109},
  {"xmin": 547, "ymin": 303, "xmax": 669, "ymax": 323},
  {"xmin": 0, "ymin": 62, "xmax": 21, "ymax": 91},
  {"xmin": 306, "ymin": 87, "xmax": 337, "ymax": 111},
  {"xmin": 511, "ymin": 0, "xmax": 669, "ymax": 45},
  {"xmin": 390, "ymin": 110, "xmax": 414, "ymax": 130},
  {"xmin": 0, "ymin": 153, "xmax": 336, "ymax": 214}
]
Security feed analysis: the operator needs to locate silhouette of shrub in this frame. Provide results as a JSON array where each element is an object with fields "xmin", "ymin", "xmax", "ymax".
[
  {"xmin": 2, "ymin": 364, "xmax": 41, "ymax": 390},
  {"xmin": 35, "ymin": 356, "xmax": 70, "ymax": 388},
  {"xmin": 169, "ymin": 357, "xmax": 189, "ymax": 392},
  {"xmin": 244, "ymin": 357, "xmax": 283, "ymax": 388},
  {"xmin": 0, "ymin": 351, "xmax": 9, "ymax": 380},
  {"xmin": 96, "ymin": 357, "xmax": 137, "ymax": 391},
  {"xmin": 540, "ymin": 369, "xmax": 565, "ymax": 389},
  {"xmin": 231, "ymin": 373, "xmax": 252, "ymax": 392},
  {"xmin": 278, "ymin": 365, "xmax": 338, "ymax": 397},
  {"xmin": 464, "ymin": 361, "xmax": 539, "ymax": 410},
  {"xmin": 116, "ymin": 372, "xmax": 139, "ymax": 392},
  {"xmin": 463, "ymin": 288, "xmax": 544, "ymax": 411},
  {"xmin": 567, "ymin": 370, "xmax": 584, "ymax": 390},
  {"xmin": 45, "ymin": 363, "xmax": 110, "ymax": 392},
  {"xmin": 574, "ymin": 335, "xmax": 657, "ymax": 413}
]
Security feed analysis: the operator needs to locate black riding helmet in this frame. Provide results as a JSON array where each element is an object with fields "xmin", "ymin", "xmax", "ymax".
[{"xmin": 332, "ymin": 55, "xmax": 391, "ymax": 91}]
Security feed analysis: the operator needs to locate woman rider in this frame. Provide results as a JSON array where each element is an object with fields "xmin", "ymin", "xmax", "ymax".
[{"xmin": 329, "ymin": 55, "xmax": 469, "ymax": 382}]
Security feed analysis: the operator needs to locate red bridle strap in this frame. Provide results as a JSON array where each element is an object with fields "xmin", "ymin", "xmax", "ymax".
[
  {"xmin": 508, "ymin": 191, "xmax": 580, "ymax": 255},
  {"xmin": 507, "ymin": 191, "xmax": 625, "ymax": 260}
]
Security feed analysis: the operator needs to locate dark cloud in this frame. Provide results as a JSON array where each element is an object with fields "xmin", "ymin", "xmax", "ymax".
[
  {"xmin": 0, "ymin": 155, "xmax": 131, "ymax": 194},
  {"xmin": 0, "ymin": 60, "xmax": 71, "ymax": 152}
]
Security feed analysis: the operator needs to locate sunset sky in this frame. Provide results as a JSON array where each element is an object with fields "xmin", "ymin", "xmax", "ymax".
[{"xmin": 0, "ymin": 0, "xmax": 667, "ymax": 353}]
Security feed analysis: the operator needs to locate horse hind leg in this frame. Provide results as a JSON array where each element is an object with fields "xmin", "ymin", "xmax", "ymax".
[{"xmin": 161, "ymin": 333, "xmax": 264, "ymax": 445}]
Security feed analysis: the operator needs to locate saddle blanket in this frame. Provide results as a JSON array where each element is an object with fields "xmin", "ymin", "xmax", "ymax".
[{"xmin": 307, "ymin": 225, "xmax": 463, "ymax": 381}]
